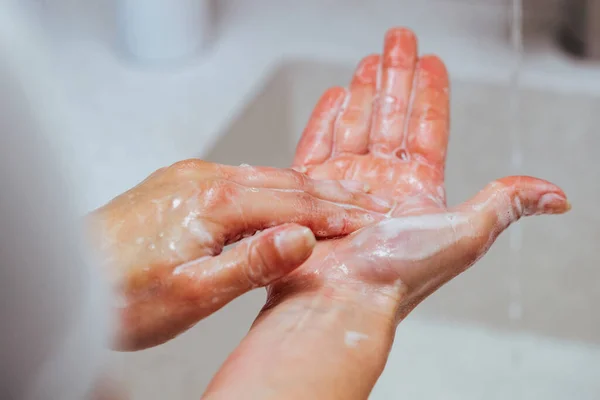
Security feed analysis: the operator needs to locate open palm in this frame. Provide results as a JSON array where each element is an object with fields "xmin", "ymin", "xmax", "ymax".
[
  {"xmin": 293, "ymin": 31, "xmax": 446, "ymax": 215},
  {"xmin": 267, "ymin": 28, "xmax": 569, "ymax": 313}
]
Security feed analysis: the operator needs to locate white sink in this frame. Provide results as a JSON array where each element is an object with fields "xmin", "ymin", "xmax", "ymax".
[{"xmin": 111, "ymin": 60, "xmax": 600, "ymax": 399}]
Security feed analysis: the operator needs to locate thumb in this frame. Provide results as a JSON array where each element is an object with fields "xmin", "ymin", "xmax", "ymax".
[
  {"xmin": 457, "ymin": 176, "xmax": 570, "ymax": 236},
  {"xmin": 171, "ymin": 223, "xmax": 315, "ymax": 314},
  {"xmin": 393, "ymin": 176, "xmax": 570, "ymax": 315},
  {"xmin": 446, "ymin": 175, "xmax": 570, "ymax": 275}
]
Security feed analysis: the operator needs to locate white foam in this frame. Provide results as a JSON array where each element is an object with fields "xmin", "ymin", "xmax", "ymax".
[
  {"xmin": 345, "ymin": 330, "xmax": 369, "ymax": 348},
  {"xmin": 352, "ymin": 213, "xmax": 477, "ymax": 263},
  {"xmin": 171, "ymin": 197, "xmax": 182, "ymax": 209}
]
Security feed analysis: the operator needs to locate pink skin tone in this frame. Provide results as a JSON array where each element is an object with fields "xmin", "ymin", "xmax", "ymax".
[
  {"xmin": 88, "ymin": 159, "xmax": 391, "ymax": 351},
  {"xmin": 203, "ymin": 28, "xmax": 570, "ymax": 399}
]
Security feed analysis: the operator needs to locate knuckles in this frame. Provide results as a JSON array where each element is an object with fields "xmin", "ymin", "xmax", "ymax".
[
  {"xmin": 169, "ymin": 159, "xmax": 219, "ymax": 178},
  {"xmin": 199, "ymin": 180, "xmax": 242, "ymax": 215},
  {"xmin": 245, "ymin": 238, "xmax": 278, "ymax": 287},
  {"xmin": 285, "ymin": 168, "xmax": 311, "ymax": 189}
]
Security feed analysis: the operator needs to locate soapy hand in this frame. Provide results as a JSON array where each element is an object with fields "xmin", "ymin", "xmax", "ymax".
[
  {"xmin": 268, "ymin": 28, "xmax": 570, "ymax": 317},
  {"xmin": 202, "ymin": 28, "xmax": 571, "ymax": 400},
  {"xmin": 88, "ymin": 159, "xmax": 391, "ymax": 350}
]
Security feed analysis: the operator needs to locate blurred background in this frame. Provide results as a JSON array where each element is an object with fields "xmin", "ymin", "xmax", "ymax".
[{"xmin": 12, "ymin": 0, "xmax": 600, "ymax": 398}]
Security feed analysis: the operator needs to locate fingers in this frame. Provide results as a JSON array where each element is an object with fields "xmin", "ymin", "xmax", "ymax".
[
  {"xmin": 333, "ymin": 55, "xmax": 380, "ymax": 154},
  {"xmin": 172, "ymin": 224, "xmax": 315, "ymax": 311},
  {"xmin": 221, "ymin": 165, "xmax": 391, "ymax": 212},
  {"xmin": 293, "ymin": 87, "xmax": 347, "ymax": 167},
  {"xmin": 370, "ymin": 28, "xmax": 418, "ymax": 152},
  {"xmin": 115, "ymin": 225, "xmax": 314, "ymax": 350},
  {"xmin": 406, "ymin": 55, "xmax": 450, "ymax": 171},
  {"xmin": 219, "ymin": 184, "xmax": 384, "ymax": 241},
  {"xmin": 456, "ymin": 176, "xmax": 570, "ymax": 235}
]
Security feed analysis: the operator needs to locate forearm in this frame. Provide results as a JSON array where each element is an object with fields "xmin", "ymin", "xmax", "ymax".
[{"xmin": 203, "ymin": 285, "xmax": 403, "ymax": 400}]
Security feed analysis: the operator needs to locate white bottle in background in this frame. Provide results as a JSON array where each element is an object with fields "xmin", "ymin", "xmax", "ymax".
[{"xmin": 117, "ymin": 0, "xmax": 213, "ymax": 63}]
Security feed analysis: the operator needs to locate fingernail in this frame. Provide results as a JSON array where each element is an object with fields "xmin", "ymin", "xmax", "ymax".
[
  {"xmin": 340, "ymin": 180, "xmax": 370, "ymax": 192},
  {"xmin": 537, "ymin": 193, "xmax": 570, "ymax": 215},
  {"xmin": 275, "ymin": 226, "xmax": 315, "ymax": 262}
]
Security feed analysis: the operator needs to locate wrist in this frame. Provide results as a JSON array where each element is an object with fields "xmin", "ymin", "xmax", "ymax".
[
  {"xmin": 267, "ymin": 265, "xmax": 409, "ymax": 326},
  {"xmin": 207, "ymin": 286, "xmax": 400, "ymax": 399},
  {"xmin": 264, "ymin": 286, "xmax": 401, "ymax": 367}
]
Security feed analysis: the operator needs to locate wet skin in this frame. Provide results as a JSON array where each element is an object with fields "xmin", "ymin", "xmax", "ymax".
[
  {"xmin": 204, "ymin": 28, "xmax": 570, "ymax": 400},
  {"xmin": 89, "ymin": 161, "xmax": 391, "ymax": 350}
]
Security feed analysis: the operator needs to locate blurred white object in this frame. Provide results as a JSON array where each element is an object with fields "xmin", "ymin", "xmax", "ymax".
[
  {"xmin": 117, "ymin": 0, "xmax": 212, "ymax": 63},
  {"xmin": 0, "ymin": 4, "xmax": 110, "ymax": 400}
]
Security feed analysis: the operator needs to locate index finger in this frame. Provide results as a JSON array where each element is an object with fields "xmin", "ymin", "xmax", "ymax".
[{"xmin": 293, "ymin": 87, "xmax": 347, "ymax": 167}]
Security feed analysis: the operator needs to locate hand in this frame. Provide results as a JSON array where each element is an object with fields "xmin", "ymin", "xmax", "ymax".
[
  {"xmin": 270, "ymin": 27, "xmax": 570, "ymax": 318},
  {"xmin": 88, "ymin": 159, "xmax": 391, "ymax": 350},
  {"xmin": 203, "ymin": 28, "xmax": 570, "ymax": 400}
]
